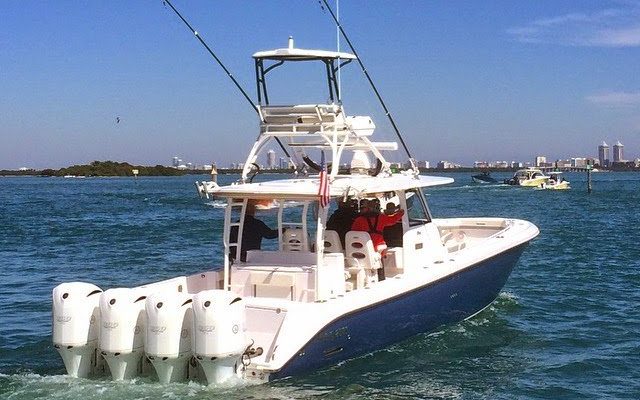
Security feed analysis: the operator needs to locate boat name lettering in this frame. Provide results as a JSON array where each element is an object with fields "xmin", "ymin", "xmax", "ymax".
[
  {"xmin": 320, "ymin": 326, "xmax": 349, "ymax": 341},
  {"xmin": 103, "ymin": 321, "xmax": 118, "ymax": 330},
  {"xmin": 150, "ymin": 325, "xmax": 166, "ymax": 334},
  {"xmin": 198, "ymin": 325, "xmax": 215, "ymax": 333},
  {"xmin": 56, "ymin": 315, "xmax": 72, "ymax": 323}
]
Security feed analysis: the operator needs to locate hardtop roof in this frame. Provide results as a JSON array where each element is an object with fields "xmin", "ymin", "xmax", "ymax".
[
  {"xmin": 252, "ymin": 47, "xmax": 357, "ymax": 62},
  {"xmin": 212, "ymin": 174, "xmax": 454, "ymax": 200}
]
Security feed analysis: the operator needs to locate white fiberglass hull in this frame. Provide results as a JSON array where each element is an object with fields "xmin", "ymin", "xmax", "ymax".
[{"xmin": 52, "ymin": 217, "xmax": 537, "ymax": 384}]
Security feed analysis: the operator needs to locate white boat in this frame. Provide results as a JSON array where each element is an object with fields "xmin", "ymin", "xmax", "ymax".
[
  {"xmin": 540, "ymin": 172, "xmax": 570, "ymax": 190},
  {"xmin": 52, "ymin": 39, "xmax": 539, "ymax": 386},
  {"xmin": 504, "ymin": 167, "xmax": 550, "ymax": 187}
]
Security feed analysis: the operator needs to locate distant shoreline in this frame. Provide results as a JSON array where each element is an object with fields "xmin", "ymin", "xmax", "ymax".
[{"xmin": 1, "ymin": 160, "xmax": 636, "ymax": 177}]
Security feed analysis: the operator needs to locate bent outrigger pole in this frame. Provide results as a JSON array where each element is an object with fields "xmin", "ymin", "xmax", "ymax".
[{"xmin": 161, "ymin": 0, "xmax": 293, "ymax": 161}]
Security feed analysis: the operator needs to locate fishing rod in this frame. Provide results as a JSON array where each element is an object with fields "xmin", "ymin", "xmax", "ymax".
[
  {"xmin": 319, "ymin": 0, "xmax": 415, "ymax": 165},
  {"xmin": 161, "ymin": 0, "xmax": 292, "ymax": 160}
]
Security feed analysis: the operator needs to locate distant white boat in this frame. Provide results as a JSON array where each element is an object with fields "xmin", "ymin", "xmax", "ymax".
[
  {"xmin": 540, "ymin": 172, "xmax": 570, "ymax": 190},
  {"xmin": 504, "ymin": 168, "xmax": 550, "ymax": 187}
]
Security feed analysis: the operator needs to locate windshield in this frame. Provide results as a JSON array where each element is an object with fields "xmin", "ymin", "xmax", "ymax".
[{"xmin": 405, "ymin": 189, "xmax": 431, "ymax": 226}]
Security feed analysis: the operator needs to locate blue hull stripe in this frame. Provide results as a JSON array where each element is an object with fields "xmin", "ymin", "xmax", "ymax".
[{"xmin": 270, "ymin": 243, "xmax": 528, "ymax": 380}]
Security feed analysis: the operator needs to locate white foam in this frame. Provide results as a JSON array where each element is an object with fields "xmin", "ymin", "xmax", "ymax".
[{"xmin": 498, "ymin": 291, "xmax": 519, "ymax": 301}]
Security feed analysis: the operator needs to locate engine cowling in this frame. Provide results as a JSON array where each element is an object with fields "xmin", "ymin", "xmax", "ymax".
[
  {"xmin": 99, "ymin": 288, "xmax": 147, "ymax": 380},
  {"xmin": 145, "ymin": 292, "xmax": 193, "ymax": 383},
  {"xmin": 192, "ymin": 290, "xmax": 246, "ymax": 385},
  {"xmin": 52, "ymin": 282, "xmax": 102, "ymax": 378}
]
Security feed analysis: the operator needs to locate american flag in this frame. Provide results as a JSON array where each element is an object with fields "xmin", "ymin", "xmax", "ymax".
[{"xmin": 318, "ymin": 151, "xmax": 330, "ymax": 208}]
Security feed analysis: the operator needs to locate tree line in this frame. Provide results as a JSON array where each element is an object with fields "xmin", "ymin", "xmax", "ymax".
[{"xmin": 1, "ymin": 161, "xmax": 187, "ymax": 177}]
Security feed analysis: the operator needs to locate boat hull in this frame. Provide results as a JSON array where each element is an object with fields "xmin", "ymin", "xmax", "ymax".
[
  {"xmin": 471, "ymin": 175, "xmax": 497, "ymax": 184},
  {"xmin": 270, "ymin": 242, "xmax": 528, "ymax": 380},
  {"xmin": 519, "ymin": 178, "xmax": 548, "ymax": 187},
  {"xmin": 545, "ymin": 181, "xmax": 570, "ymax": 190}
]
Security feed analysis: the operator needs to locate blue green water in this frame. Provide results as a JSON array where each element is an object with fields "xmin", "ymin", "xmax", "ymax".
[{"xmin": 1, "ymin": 172, "xmax": 639, "ymax": 399}]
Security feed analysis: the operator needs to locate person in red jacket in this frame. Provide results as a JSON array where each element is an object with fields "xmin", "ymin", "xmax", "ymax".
[
  {"xmin": 351, "ymin": 199, "xmax": 404, "ymax": 252},
  {"xmin": 351, "ymin": 199, "xmax": 404, "ymax": 281},
  {"xmin": 351, "ymin": 199, "xmax": 404, "ymax": 280}
]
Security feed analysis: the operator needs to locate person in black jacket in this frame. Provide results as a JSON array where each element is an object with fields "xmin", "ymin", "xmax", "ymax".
[
  {"xmin": 326, "ymin": 199, "xmax": 358, "ymax": 248},
  {"xmin": 230, "ymin": 201, "xmax": 278, "ymax": 262},
  {"xmin": 382, "ymin": 202, "xmax": 404, "ymax": 248}
]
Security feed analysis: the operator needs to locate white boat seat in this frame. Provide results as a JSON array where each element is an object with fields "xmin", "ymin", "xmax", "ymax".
[
  {"xmin": 323, "ymin": 230, "xmax": 343, "ymax": 253},
  {"xmin": 260, "ymin": 104, "xmax": 348, "ymax": 136},
  {"xmin": 261, "ymin": 104, "xmax": 342, "ymax": 122},
  {"xmin": 283, "ymin": 228, "xmax": 308, "ymax": 252},
  {"xmin": 345, "ymin": 231, "xmax": 381, "ymax": 289}
]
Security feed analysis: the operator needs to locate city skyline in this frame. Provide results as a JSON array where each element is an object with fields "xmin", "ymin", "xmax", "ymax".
[
  {"xmin": 1, "ymin": 1, "xmax": 639, "ymax": 169},
  {"xmin": 167, "ymin": 138, "xmax": 635, "ymax": 171},
  {"xmin": 165, "ymin": 140, "xmax": 640, "ymax": 169}
]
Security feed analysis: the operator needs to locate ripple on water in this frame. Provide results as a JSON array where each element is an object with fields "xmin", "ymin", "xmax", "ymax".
[{"xmin": 2, "ymin": 174, "xmax": 640, "ymax": 398}]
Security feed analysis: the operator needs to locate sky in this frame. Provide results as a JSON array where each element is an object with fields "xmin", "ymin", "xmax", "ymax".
[{"xmin": 1, "ymin": 0, "xmax": 639, "ymax": 169}]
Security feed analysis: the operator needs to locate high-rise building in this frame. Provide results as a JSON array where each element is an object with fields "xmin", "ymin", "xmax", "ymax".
[
  {"xmin": 535, "ymin": 156, "xmax": 546, "ymax": 167},
  {"xmin": 598, "ymin": 141, "xmax": 609, "ymax": 167},
  {"xmin": 172, "ymin": 156, "xmax": 179, "ymax": 167},
  {"xmin": 613, "ymin": 140, "xmax": 624, "ymax": 162},
  {"xmin": 266, "ymin": 149, "xmax": 276, "ymax": 169}
]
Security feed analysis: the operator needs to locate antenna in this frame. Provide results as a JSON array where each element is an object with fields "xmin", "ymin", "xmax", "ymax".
[
  {"xmin": 320, "ymin": 0, "xmax": 415, "ymax": 165},
  {"xmin": 336, "ymin": 0, "xmax": 341, "ymax": 103}
]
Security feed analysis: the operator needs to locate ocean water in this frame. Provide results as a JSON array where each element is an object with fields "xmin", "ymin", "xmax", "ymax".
[{"xmin": 1, "ymin": 172, "xmax": 639, "ymax": 399}]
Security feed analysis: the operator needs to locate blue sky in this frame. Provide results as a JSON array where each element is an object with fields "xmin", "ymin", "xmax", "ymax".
[{"xmin": 1, "ymin": 0, "xmax": 639, "ymax": 169}]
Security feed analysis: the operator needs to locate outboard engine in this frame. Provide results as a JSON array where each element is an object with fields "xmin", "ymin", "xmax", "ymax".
[
  {"xmin": 52, "ymin": 282, "xmax": 102, "ymax": 378},
  {"xmin": 192, "ymin": 290, "xmax": 247, "ymax": 385},
  {"xmin": 145, "ymin": 292, "xmax": 193, "ymax": 383},
  {"xmin": 99, "ymin": 288, "xmax": 147, "ymax": 380}
]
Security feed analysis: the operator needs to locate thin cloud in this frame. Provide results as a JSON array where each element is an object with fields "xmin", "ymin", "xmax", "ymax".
[
  {"xmin": 507, "ymin": 3, "xmax": 640, "ymax": 47},
  {"xmin": 586, "ymin": 91, "xmax": 640, "ymax": 107},
  {"xmin": 593, "ymin": 26, "xmax": 640, "ymax": 46}
]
